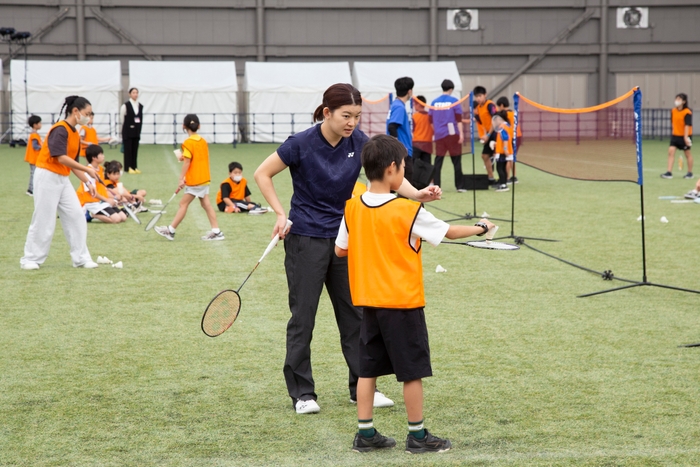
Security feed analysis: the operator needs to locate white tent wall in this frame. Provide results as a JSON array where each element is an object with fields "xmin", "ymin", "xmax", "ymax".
[
  {"xmin": 353, "ymin": 61, "xmax": 462, "ymax": 137},
  {"xmin": 129, "ymin": 61, "xmax": 238, "ymax": 145},
  {"xmin": 244, "ymin": 62, "xmax": 352, "ymax": 143},
  {"xmin": 10, "ymin": 60, "xmax": 121, "ymax": 141}
]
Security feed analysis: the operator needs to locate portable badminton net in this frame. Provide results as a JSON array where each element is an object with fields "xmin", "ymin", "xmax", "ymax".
[{"xmin": 512, "ymin": 87, "xmax": 699, "ymax": 297}]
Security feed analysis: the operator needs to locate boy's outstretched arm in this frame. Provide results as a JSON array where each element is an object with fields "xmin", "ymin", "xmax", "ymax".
[{"xmin": 444, "ymin": 218, "xmax": 495, "ymax": 240}]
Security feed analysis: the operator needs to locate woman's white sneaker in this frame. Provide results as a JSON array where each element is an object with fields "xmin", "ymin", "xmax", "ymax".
[{"xmin": 295, "ymin": 399, "xmax": 320, "ymax": 414}]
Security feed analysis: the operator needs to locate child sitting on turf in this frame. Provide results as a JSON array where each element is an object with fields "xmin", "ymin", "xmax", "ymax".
[
  {"xmin": 77, "ymin": 145, "xmax": 127, "ymax": 224},
  {"xmin": 78, "ymin": 111, "xmax": 112, "ymax": 158},
  {"xmin": 490, "ymin": 111, "xmax": 513, "ymax": 193},
  {"xmin": 24, "ymin": 115, "xmax": 42, "ymax": 196},
  {"xmin": 335, "ymin": 134, "xmax": 494, "ymax": 454},
  {"xmin": 104, "ymin": 160, "xmax": 148, "ymax": 211},
  {"xmin": 216, "ymin": 162, "xmax": 265, "ymax": 213},
  {"xmin": 155, "ymin": 114, "xmax": 224, "ymax": 241}
]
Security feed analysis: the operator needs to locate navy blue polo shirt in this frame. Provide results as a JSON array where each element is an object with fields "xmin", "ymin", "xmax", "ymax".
[{"xmin": 277, "ymin": 124, "xmax": 368, "ymax": 238}]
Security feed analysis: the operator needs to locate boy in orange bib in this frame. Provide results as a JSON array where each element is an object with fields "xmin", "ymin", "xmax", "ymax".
[
  {"xmin": 24, "ymin": 115, "xmax": 42, "ymax": 196},
  {"xmin": 216, "ymin": 162, "xmax": 265, "ymax": 213},
  {"xmin": 335, "ymin": 134, "xmax": 494, "ymax": 454}
]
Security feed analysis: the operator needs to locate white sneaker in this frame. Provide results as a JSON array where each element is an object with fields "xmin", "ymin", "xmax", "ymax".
[
  {"xmin": 75, "ymin": 261, "xmax": 99, "ymax": 269},
  {"xmin": 201, "ymin": 231, "xmax": 225, "ymax": 241},
  {"xmin": 349, "ymin": 391, "xmax": 395, "ymax": 408},
  {"xmin": 20, "ymin": 262, "xmax": 40, "ymax": 270},
  {"xmin": 373, "ymin": 391, "xmax": 395, "ymax": 408},
  {"xmin": 295, "ymin": 399, "xmax": 320, "ymax": 414}
]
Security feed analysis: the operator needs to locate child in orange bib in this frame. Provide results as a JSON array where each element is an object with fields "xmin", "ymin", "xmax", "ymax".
[
  {"xmin": 216, "ymin": 162, "xmax": 266, "ymax": 213},
  {"xmin": 78, "ymin": 112, "xmax": 112, "ymax": 157},
  {"xmin": 335, "ymin": 134, "xmax": 494, "ymax": 454},
  {"xmin": 24, "ymin": 115, "xmax": 43, "ymax": 196},
  {"xmin": 155, "ymin": 114, "xmax": 223, "ymax": 241}
]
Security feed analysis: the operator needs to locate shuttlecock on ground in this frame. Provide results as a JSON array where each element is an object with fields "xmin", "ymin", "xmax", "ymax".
[
  {"xmin": 636, "ymin": 215, "xmax": 646, "ymax": 221},
  {"xmin": 660, "ymin": 216, "xmax": 669, "ymax": 223},
  {"xmin": 148, "ymin": 199, "xmax": 163, "ymax": 205},
  {"xmin": 112, "ymin": 261, "xmax": 123, "ymax": 269},
  {"xmin": 481, "ymin": 211, "xmax": 490, "ymax": 218},
  {"xmin": 435, "ymin": 265, "xmax": 447, "ymax": 273},
  {"xmin": 96, "ymin": 256, "xmax": 112, "ymax": 264}
]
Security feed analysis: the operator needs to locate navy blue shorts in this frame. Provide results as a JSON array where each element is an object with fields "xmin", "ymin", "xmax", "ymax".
[{"xmin": 359, "ymin": 307, "xmax": 432, "ymax": 382}]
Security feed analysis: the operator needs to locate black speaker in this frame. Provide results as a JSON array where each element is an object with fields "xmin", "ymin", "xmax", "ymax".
[{"xmin": 461, "ymin": 174, "xmax": 490, "ymax": 190}]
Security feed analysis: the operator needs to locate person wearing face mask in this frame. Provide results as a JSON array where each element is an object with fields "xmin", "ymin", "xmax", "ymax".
[
  {"xmin": 120, "ymin": 87, "xmax": 144, "ymax": 174},
  {"xmin": 661, "ymin": 93, "xmax": 693, "ymax": 179},
  {"xmin": 20, "ymin": 95, "xmax": 100, "ymax": 270},
  {"xmin": 254, "ymin": 83, "xmax": 443, "ymax": 415},
  {"xmin": 216, "ymin": 161, "xmax": 267, "ymax": 213}
]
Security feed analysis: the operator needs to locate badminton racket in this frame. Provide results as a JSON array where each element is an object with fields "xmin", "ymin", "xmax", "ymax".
[
  {"xmin": 145, "ymin": 188, "xmax": 181, "ymax": 231},
  {"xmin": 444, "ymin": 225, "xmax": 520, "ymax": 250},
  {"xmin": 201, "ymin": 219, "xmax": 292, "ymax": 337}
]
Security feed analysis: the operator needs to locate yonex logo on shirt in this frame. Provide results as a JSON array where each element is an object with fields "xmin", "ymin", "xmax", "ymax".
[{"xmin": 348, "ymin": 152, "xmax": 355, "ymax": 158}]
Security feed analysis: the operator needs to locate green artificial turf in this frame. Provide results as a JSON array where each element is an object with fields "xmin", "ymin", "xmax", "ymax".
[{"xmin": 1, "ymin": 140, "xmax": 699, "ymax": 466}]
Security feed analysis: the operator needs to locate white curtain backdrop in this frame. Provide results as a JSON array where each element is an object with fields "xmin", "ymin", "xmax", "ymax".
[
  {"xmin": 244, "ymin": 62, "xmax": 352, "ymax": 143},
  {"xmin": 10, "ymin": 60, "xmax": 121, "ymax": 140},
  {"xmin": 129, "ymin": 61, "xmax": 238, "ymax": 144}
]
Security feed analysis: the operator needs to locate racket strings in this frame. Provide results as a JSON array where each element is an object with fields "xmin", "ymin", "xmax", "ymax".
[{"xmin": 202, "ymin": 290, "xmax": 241, "ymax": 337}]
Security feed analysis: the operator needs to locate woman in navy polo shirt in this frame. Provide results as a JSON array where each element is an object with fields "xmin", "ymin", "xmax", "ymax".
[{"xmin": 255, "ymin": 83, "xmax": 442, "ymax": 414}]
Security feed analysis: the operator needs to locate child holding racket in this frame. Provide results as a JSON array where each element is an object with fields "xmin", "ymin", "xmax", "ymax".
[
  {"xmin": 104, "ymin": 160, "xmax": 148, "ymax": 211},
  {"xmin": 155, "ymin": 114, "xmax": 223, "ymax": 241},
  {"xmin": 335, "ymin": 134, "xmax": 494, "ymax": 454},
  {"xmin": 77, "ymin": 145, "xmax": 127, "ymax": 224}
]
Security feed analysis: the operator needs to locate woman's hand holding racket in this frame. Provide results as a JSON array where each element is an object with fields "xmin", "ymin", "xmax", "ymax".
[{"xmin": 272, "ymin": 214, "xmax": 292, "ymax": 239}]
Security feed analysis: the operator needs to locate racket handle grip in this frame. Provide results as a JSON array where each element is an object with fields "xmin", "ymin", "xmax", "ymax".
[{"xmin": 259, "ymin": 220, "xmax": 292, "ymax": 262}]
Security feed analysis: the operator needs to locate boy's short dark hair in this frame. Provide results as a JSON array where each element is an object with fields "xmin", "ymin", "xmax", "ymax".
[
  {"xmin": 228, "ymin": 162, "xmax": 243, "ymax": 172},
  {"xmin": 27, "ymin": 115, "xmax": 41, "ymax": 128},
  {"xmin": 494, "ymin": 110, "xmax": 509, "ymax": 124},
  {"xmin": 415, "ymin": 95, "xmax": 427, "ymax": 105},
  {"xmin": 394, "ymin": 77, "xmax": 415, "ymax": 98},
  {"xmin": 105, "ymin": 160, "xmax": 122, "ymax": 175},
  {"xmin": 85, "ymin": 144, "xmax": 104, "ymax": 163},
  {"xmin": 441, "ymin": 79, "xmax": 455, "ymax": 92},
  {"xmin": 496, "ymin": 96, "xmax": 510, "ymax": 108},
  {"xmin": 362, "ymin": 134, "xmax": 407, "ymax": 182},
  {"xmin": 473, "ymin": 86, "xmax": 487, "ymax": 96}
]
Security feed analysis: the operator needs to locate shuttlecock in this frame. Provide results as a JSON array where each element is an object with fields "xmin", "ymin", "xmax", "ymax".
[
  {"xmin": 148, "ymin": 199, "xmax": 162, "ymax": 205},
  {"xmin": 96, "ymin": 256, "xmax": 112, "ymax": 264},
  {"xmin": 660, "ymin": 216, "xmax": 669, "ymax": 223},
  {"xmin": 112, "ymin": 261, "xmax": 123, "ymax": 269},
  {"xmin": 435, "ymin": 265, "xmax": 447, "ymax": 273},
  {"xmin": 481, "ymin": 211, "xmax": 490, "ymax": 218},
  {"xmin": 636, "ymin": 215, "xmax": 646, "ymax": 221}
]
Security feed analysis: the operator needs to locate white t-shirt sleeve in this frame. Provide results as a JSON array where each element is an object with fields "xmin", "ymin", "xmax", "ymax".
[
  {"xmin": 412, "ymin": 207, "xmax": 450, "ymax": 247},
  {"xmin": 335, "ymin": 216, "xmax": 349, "ymax": 250}
]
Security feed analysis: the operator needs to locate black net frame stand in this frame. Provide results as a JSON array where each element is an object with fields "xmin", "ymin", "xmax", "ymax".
[
  {"xmin": 491, "ymin": 163, "xmax": 559, "ymax": 244},
  {"xmin": 512, "ymin": 183, "xmax": 700, "ymax": 299},
  {"xmin": 576, "ymin": 184, "xmax": 700, "ymax": 298}
]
